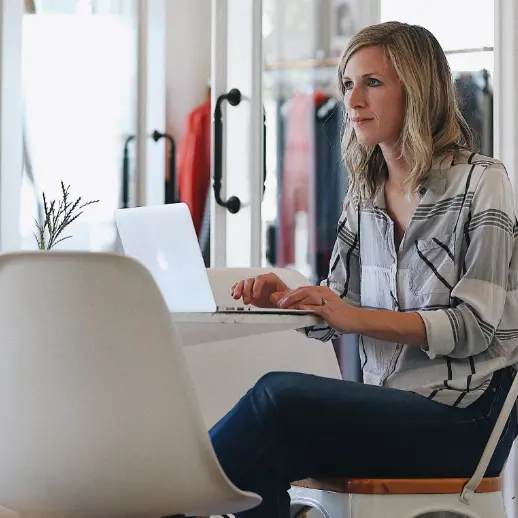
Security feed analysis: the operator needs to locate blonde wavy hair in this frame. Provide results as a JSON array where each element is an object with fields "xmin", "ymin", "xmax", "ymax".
[{"xmin": 338, "ymin": 21, "xmax": 473, "ymax": 202}]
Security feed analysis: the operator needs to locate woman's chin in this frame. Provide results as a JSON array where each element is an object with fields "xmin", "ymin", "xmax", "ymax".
[{"xmin": 355, "ymin": 132, "xmax": 380, "ymax": 147}]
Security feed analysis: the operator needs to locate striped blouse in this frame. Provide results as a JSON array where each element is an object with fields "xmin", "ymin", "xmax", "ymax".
[{"xmin": 302, "ymin": 149, "xmax": 518, "ymax": 407}]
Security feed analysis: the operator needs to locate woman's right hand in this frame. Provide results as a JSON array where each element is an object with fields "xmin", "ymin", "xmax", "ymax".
[{"xmin": 230, "ymin": 273, "xmax": 289, "ymax": 308}]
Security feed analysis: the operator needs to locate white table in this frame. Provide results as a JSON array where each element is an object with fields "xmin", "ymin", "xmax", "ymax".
[{"xmin": 171, "ymin": 311, "xmax": 322, "ymax": 346}]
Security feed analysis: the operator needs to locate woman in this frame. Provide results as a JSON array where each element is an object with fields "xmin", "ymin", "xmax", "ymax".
[{"xmin": 214, "ymin": 22, "xmax": 518, "ymax": 518}]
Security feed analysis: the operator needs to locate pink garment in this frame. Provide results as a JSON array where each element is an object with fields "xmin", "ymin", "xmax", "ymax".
[{"xmin": 278, "ymin": 92, "xmax": 325, "ymax": 269}]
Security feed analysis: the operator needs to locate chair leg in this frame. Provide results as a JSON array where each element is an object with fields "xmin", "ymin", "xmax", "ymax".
[
  {"xmin": 290, "ymin": 486, "xmax": 352, "ymax": 518},
  {"xmin": 350, "ymin": 493, "xmax": 504, "ymax": 518},
  {"xmin": 290, "ymin": 504, "xmax": 313, "ymax": 518},
  {"xmin": 290, "ymin": 488, "xmax": 506, "ymax": 518}
]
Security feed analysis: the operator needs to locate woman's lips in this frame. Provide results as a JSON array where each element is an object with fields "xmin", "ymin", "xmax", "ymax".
[{"xmin": 352, "ymin": 117, "xmax": 373, "ymax": 125}]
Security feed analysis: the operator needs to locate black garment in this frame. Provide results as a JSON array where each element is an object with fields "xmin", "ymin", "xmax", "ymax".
[{"xmin": 314, "ymin": 98, "xmax": 348, "ymax": 282}]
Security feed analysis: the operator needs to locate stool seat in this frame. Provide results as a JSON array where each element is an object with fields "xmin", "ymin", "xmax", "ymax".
[{"xmin": 292, "ymin": 476, "xmax": 502, "ymax": 495}]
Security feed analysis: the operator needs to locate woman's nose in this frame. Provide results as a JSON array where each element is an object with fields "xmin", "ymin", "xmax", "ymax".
[{"xmin": 347, "ymin": 86, "xmax": 366, "ymax": 109}]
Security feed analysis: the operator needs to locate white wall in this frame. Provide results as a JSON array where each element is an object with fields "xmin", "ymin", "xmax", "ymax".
[{"xmin": 165, "ymin": 0, "xmax": 211, "ymax": 143}]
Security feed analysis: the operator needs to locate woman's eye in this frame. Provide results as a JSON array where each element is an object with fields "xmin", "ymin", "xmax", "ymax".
[
  {"xmin": 343, "ymin": 80, "xmax": 353, "ymax": 91},
  {"xmin": 367, "ymin": 78, "xmax": 381, "ymax": 87}
]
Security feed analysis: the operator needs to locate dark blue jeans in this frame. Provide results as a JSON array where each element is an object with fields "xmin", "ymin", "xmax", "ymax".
[{"xmin": 209, "ymin": 368, "xmax": 517, "ymax": 518}]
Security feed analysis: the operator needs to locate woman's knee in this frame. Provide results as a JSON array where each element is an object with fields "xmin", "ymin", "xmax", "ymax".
[{"xmin": 249, "ymin": 371, "xmax": 308, "ymax": 423}]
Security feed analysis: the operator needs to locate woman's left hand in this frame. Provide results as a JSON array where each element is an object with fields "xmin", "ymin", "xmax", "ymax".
[{"xmin": 271, "ymin": 286, "xmax": 358, "ymax": 334}]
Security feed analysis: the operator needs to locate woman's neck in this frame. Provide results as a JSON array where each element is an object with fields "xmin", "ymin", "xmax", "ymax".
[{"xmin": 380, "ymin": 144, "xmax": 411, "ymax": 188}]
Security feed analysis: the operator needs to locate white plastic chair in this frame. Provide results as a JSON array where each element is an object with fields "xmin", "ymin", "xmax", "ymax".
[
  {"xmin": 0, "ymin": 251, "xmax": 261, "ymax": 518},
  {"xmin": 290, "ymin": 371, "xmax": 518, "ymax": 518},
  {"xmin": 183, "ymin": 267, "xmax": 342, "ymax": 429}
]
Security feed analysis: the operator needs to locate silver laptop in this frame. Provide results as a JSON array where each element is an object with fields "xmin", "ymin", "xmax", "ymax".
[{"xmin": 114, "ymin": 203, "xmax": 313, "ymax": 315}]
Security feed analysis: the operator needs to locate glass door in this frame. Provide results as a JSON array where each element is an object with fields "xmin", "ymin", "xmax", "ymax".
[
  {"xmin": 209, "ymin": 0, "xmax": 264, "ymax": 267},
  {"xmin": 20, "ymin": 0, "xmax": 166, "ymax": 252},
  {"xmin": 210, "ymin": 0, "xmax": 380, "ymax": 271}
]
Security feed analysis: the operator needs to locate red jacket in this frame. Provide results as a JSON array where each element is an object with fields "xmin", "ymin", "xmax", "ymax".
[{"xmin": 177, "ymin": 99, "xmax": 211, "ymax": 235}]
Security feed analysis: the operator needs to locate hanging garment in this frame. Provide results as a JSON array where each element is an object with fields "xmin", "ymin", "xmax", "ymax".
[
  {"xmin": 481, "ymin": 69, "xmax": 493, "ymax": 157},
  {"xmin": 199, "ymin": 184, "xmax": 211, "ymax": 267},
  {"xmin": 277, "ymin": 91, "xmax": 326, "ymax": 274},
  {"xmin": 455, "ymin": 73, "xmax": 482, "ymax": 144},
  {"xmin": 177, "ymin": 99, "xmax": 211, "ymax": 236},
  {"xmin": 314, "ymin": 97, "xmax": 348, "ymax": 282}
]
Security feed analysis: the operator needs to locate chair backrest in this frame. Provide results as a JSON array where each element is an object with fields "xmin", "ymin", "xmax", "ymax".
[
  {"xmin": 183, "ymin": 267, "xmax": 341, "ymax": 429},
  {"xmin": 462, "ymin": 367, "xmax": 518, "ymax": 502},
  {"xmin": 0, "ymin": 252, "xmax": 260, "ymax": 517}
]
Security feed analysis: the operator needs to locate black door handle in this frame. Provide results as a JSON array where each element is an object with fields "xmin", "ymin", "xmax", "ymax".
[
  {"xmin": 263, "ymin": 110, "xmax": 267, "ymax": 195},
  {"xmin": 122, "ymin": 135, "xmax": 135, "ymax": 208},
  {"xmin": 121, "ymin": 131, "xmax": 176, "ymax": 208},
  {"xmin": 213, "ymin": 88, "xmax": 242, "ymax": 214},
  {"xmin": 151, "ymin": 130, "xmax": 176, "ymax": 203}
]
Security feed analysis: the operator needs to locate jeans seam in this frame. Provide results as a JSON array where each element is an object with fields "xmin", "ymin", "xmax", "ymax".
[
  {"xmin": 482, "ymin": 375, "xmax": 506, "ymax": 421},
  {"xmin": 496, "ymin": 417, "xmax": 512, "ymax": 449}
]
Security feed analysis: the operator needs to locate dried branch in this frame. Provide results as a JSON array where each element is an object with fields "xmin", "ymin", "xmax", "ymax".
[{"xmin": 34, "ymin": 181, "xmax": 99, "ymax": 250}]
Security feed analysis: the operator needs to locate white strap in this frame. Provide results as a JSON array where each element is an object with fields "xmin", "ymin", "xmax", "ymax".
[{"xmin": 460, "ymin": 368, "xmax": 518, "ymax": 504}]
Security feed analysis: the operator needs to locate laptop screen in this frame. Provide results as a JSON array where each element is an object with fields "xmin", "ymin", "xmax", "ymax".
[{"xmin": 114, "ymin": 203, "xmax": 217, "ymax": 313}]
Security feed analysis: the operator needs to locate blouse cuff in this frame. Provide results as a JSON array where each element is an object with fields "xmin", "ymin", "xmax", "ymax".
[{"xmin": 417, "ymin": 309, "xmax": 456, "ymax": 359}]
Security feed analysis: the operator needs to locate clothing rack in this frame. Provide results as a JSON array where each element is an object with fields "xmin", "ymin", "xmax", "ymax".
[
  {"xmin": 264, "ymin": 46, "xmax": 495, "ymax": 72},
  {"xmin": 264, "ymin": 67, "xmax": 340, "ymax": 101}
]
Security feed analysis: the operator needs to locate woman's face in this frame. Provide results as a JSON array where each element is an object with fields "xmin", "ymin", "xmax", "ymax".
[{"xmin": 342, "ymin": 45, "xmax": 405, "ymax": 150}]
